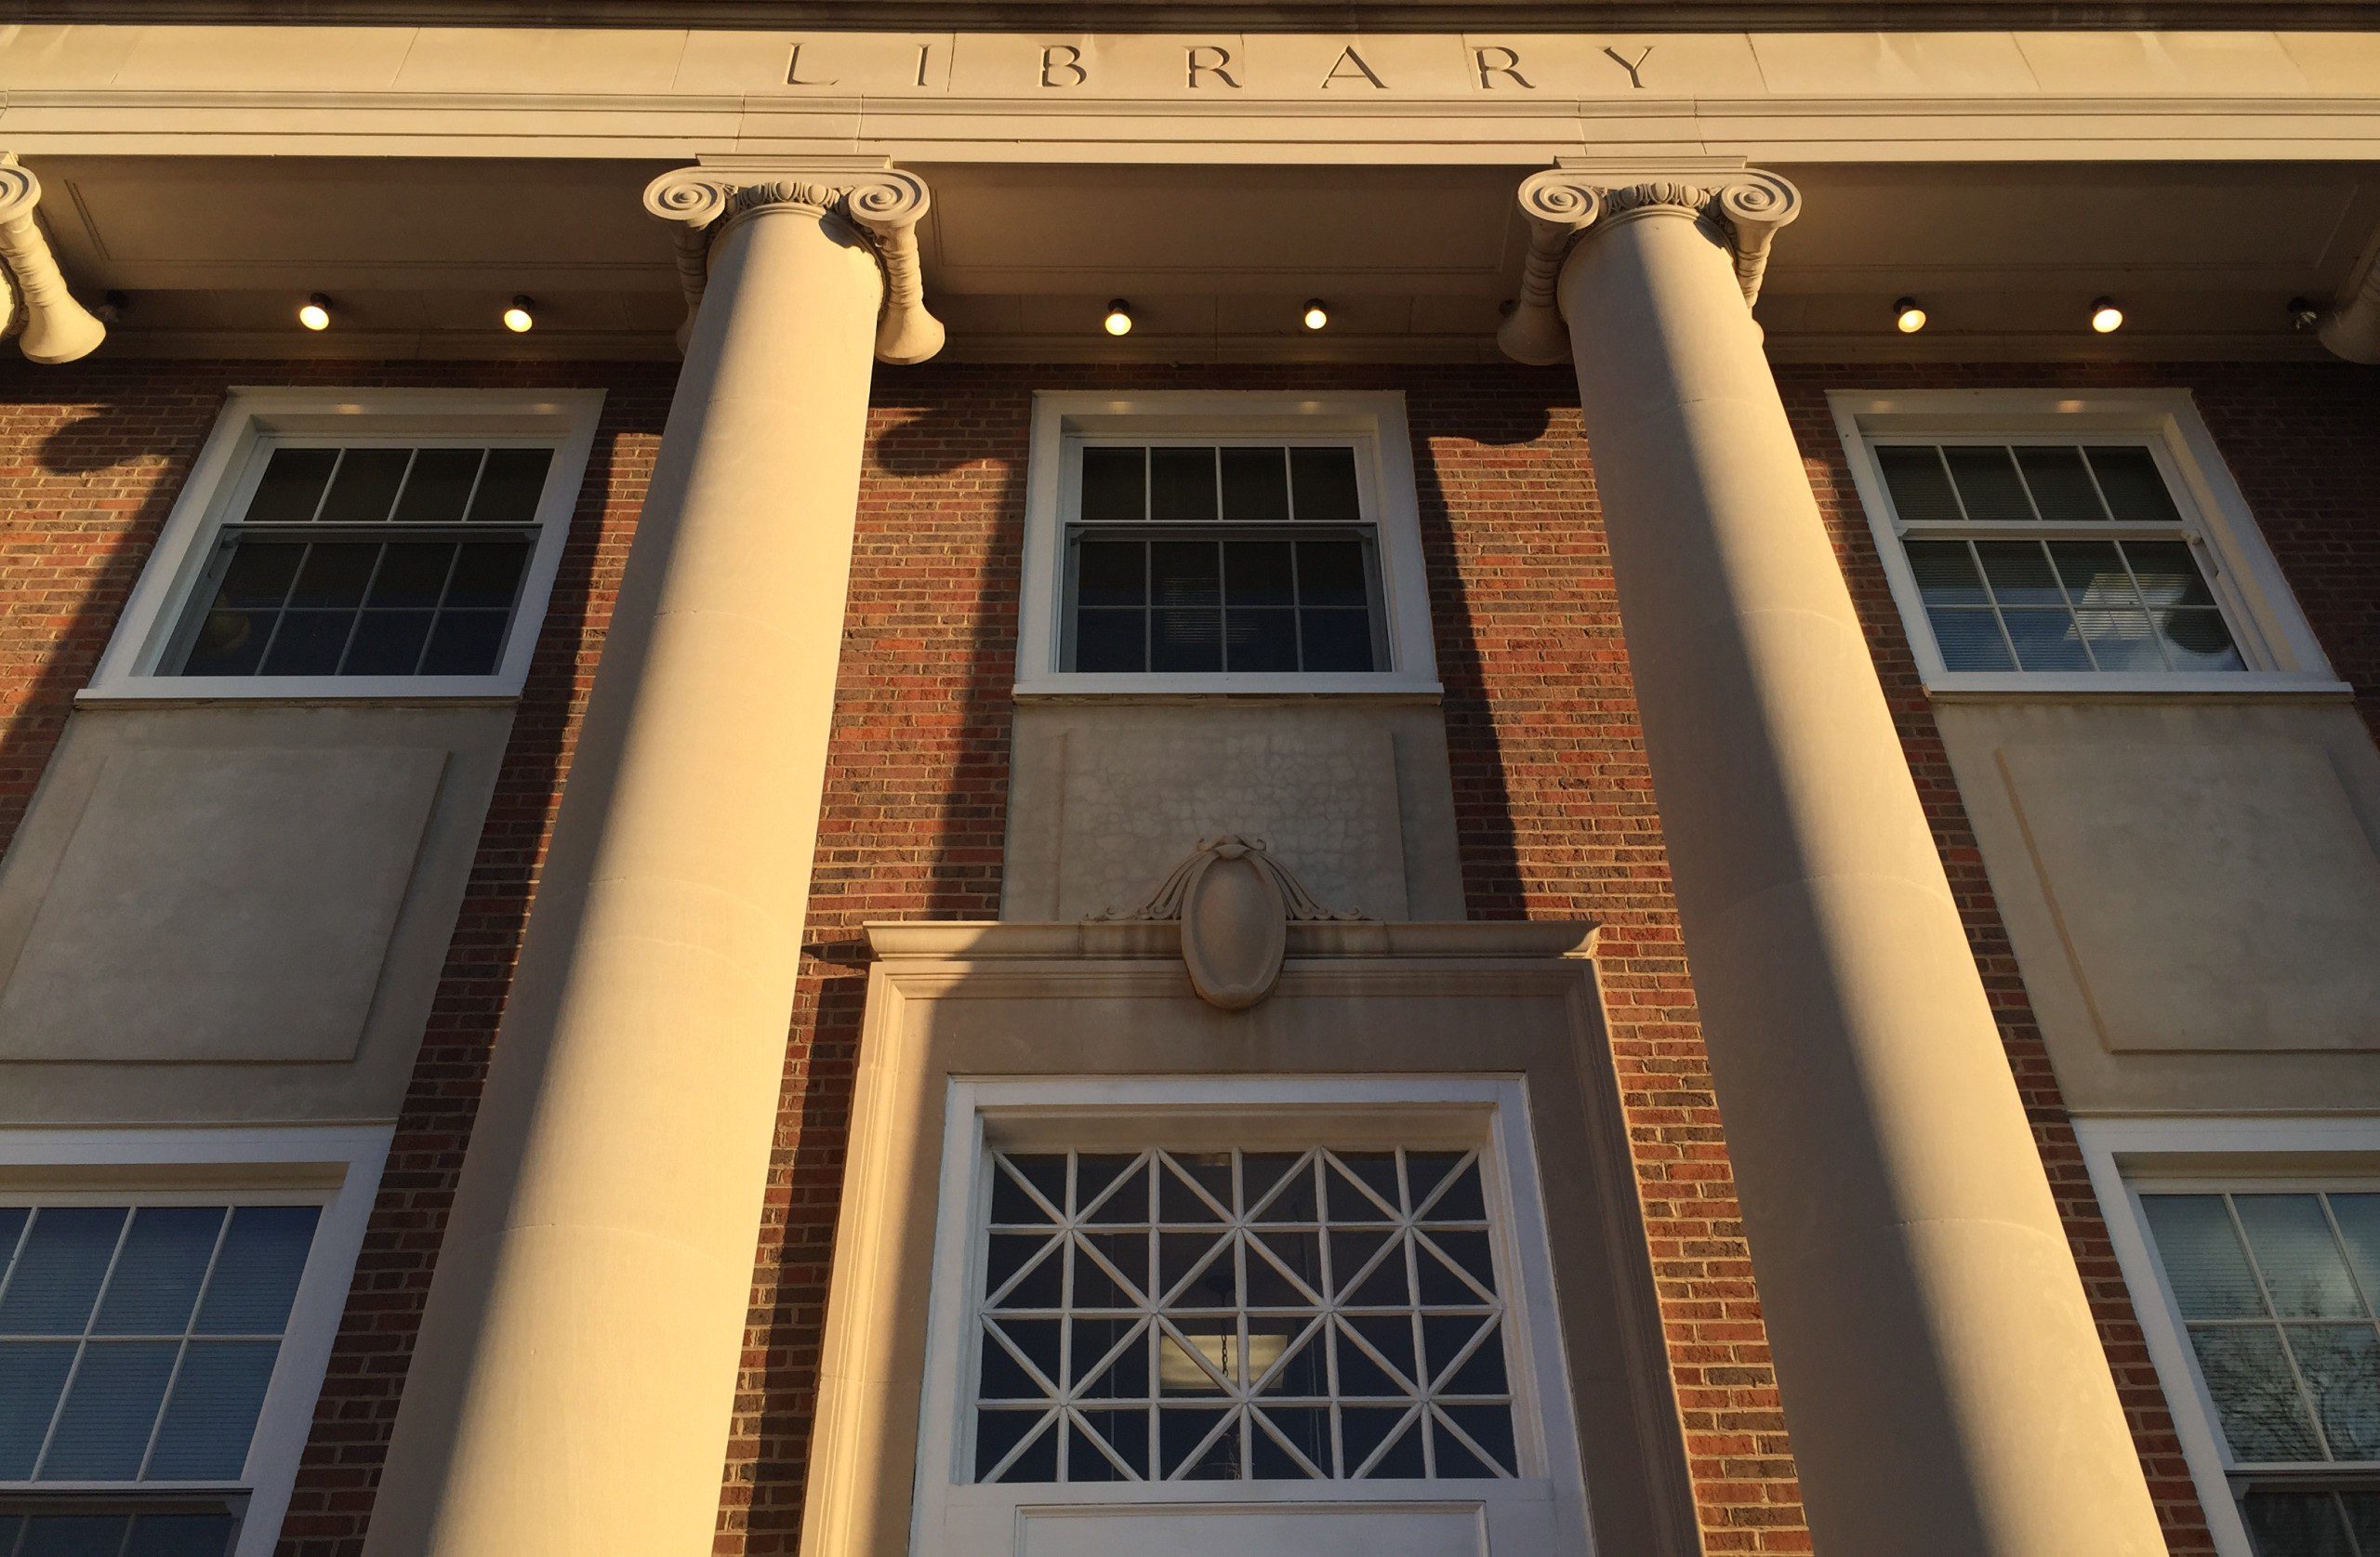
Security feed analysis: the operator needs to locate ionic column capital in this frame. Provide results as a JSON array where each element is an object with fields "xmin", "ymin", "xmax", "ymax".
[
  {"xmin": 1497, "ymin": 164, "xmax": 1800, "ymax": 366},
  {"xmin": 642, "ymin": 160, "xmax": 944, "ymax": 365},
  {"xmin": 0, "ymin": 154, "xmax": 105, "ymax": 365}
]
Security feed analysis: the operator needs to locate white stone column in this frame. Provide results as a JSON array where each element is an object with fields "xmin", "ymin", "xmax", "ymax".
[
  {"xmin": 1501, "ymin": 167, "xmax": 2167, "ymax": 1557},
  {"xmin": 363, "ymin": 165, "xmax": 940, "ymax": 1557}
]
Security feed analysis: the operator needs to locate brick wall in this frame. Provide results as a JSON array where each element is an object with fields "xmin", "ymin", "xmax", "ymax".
[{"xmin": 1, "ymin": 356, "xmax": 2372, "ymax": 1557}]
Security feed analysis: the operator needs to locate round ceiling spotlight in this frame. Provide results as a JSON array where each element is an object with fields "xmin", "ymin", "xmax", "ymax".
[
  {"xmin": 502, "ymin": 295, "xmax": 536, "ymax": 334},
  {"xmin": 297, "ymin": 294, "xmax": 333, "ymax": 332},
  {"xmin": 1103, "ymin": 299, "xmax": 1134, "ymax": 337},
  {"xmin": 1302, "ymin": 298, "xmax": 1329, "ymax": 332},
  {"xmin": 2089, "ymin": 297, "xmax": 2125, "ymax": 334},
  {"xmin": 1892, "ymin": 297, "xmax": 1927, "ymax": 334}
]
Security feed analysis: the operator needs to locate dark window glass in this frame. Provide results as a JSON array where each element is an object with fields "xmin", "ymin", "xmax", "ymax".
[
  {"xmin": 317, "ymin": 449, "xmax": 410, "ymax": 524},
  {"xmin": 1149, "ymin": 448, "xmax": 1218, "ymax": 524},
  {"xmin": 391, "ymin": 448, "xmax": 483, "ymax": 525},
  {"xmin": 1876, "ymin": 445, "xmax": 1962, "ymax": 523},
  {"xmin": 1220, "ymin": 447, "xmax": 1290, "ymax": 524},
  {"xmin": 1942, "ymin": 446, "xmax": 2036, "ymax": 524},
  {"xmin": 2087, "ymin": 446, "xmax": 2184, "ymax": 525},
  {"xmin": 464, "ymin": 449, "xmax": 553, "ymax": 524},
  {"xmin": 243, "ymin": 449, "xmax": 337, "ymax": 524},
  {"xmin": 1078, "ymin": 447, "xmax": 1144, "ymax": 523},
  {"xmin": 1289, "ymin": 446, "xmax": 1360, "ymax": 524},
  {"xmin": 2014, "ymin": 445, "xmax": 2106, "ymax": 523}
]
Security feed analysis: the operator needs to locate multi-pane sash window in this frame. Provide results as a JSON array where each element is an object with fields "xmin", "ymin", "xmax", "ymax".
[
  {"xmin": 162, "ymin": 443, "xmax": 553, "ymax": 680},
  {"xmin": 1874, "ymin": 439, "xmax": 2246, "ymax": 675},
  {"xmin": 0, "ymin": 1203, "xmax": 322, "ymax": 1557},
  {"xmin": 1063, "ymin": 443, "xmax": 1387, "ymax": 675},
  {"xmin": 970, "ymin": 1146, "xmax": 1517, "ymax": 1485},
  {"xmin": 2141, "ymin": 1191, "xmax": 2380, "ymax": 1556}
]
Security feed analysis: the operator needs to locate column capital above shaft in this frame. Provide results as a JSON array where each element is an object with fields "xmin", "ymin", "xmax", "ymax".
[
  {"xmin": 643, "ymin": 159, "xmax": 944, "ymax": 365},
  {"xmin": 1497, "ymin": 163, "xmax": 1800, "ymax": 367}
]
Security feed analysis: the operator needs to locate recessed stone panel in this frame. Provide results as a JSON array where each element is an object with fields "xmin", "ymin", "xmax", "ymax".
[
  {"xmin": 1999, "ymin": 737, "xmax": 2380, "ymax": 1054},
  {"xmin": 0, "ymin": 744, "xmax": 447, "ymax": 1065}
]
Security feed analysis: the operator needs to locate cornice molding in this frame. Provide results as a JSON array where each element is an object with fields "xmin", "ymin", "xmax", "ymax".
[
  {"xmin": 641, "ymin": 160, "xmax": 944, "ymax": 365},
  {"xmin": 7, "ymin": 2, "xmax": 2372, "ymax": 29},
  {"xmin": 0, "ymin": 155, "xmax": 104, "ymax": 364},
  {"xmin": 1497, "ymin": 162, "xmax": 1801, "ymax": 366}
]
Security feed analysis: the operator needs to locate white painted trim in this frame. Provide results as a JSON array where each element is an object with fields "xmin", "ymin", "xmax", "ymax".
[
  {"xmin": 2074, "ymin": 1115, "xmax": 2380, "ymax": 1557},
  {"xmin": 909, "ymin": 1075, "xmax": 1592, "ymax": 1557},
  {"xmin": 1015, "ymin": 391, "xmax": 1441, "ymax": 698},
  {"xmin": 85, "ymin": 386, "xmax": 604, "ymax": 702},
  {"xmin": 0, "ymin": 1125, "xmax": 391, "ymax": 1557},
  {"xmin": 1826, "ymin": 387, "xmax": 2341, "ymax": 696}
]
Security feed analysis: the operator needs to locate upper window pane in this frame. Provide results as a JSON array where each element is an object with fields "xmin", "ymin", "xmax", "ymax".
[
  {"xmin": 0, "ymin": 1203, "xmax": 320, "ymax": 1485},
  {"xmin": 970, "ymin": 1146, "xmax": 1516, "ymax": 1485}
]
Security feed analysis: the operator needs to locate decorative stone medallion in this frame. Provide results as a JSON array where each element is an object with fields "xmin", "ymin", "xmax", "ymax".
[{"xmin": 1094, "ymin": 835, "xmax": 1369, "ymax": 1010}]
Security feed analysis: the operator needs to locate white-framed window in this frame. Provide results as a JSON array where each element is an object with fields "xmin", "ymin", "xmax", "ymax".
[
  {"xmin": 86, "ymin": 388, "xmax": 603, "ymax": 702},
  {"xmin": 1829, "ymin": 389, "xmax": 2343, "ymax": 696},
  {"xmin": 2080, "ymin": 1115, "xmax": 2380, "ymax": 1557},
  {"xmin": 0, "ymin": 1127, "xmax": 388, "ymax": 1557},
  {"xmin": 1017, "ymin": 392, "xmax": 1440, "ymax": 696},
  {"xmin": 912, "ymin": 1077, "xmax": 1591, "ymax": 1557}
]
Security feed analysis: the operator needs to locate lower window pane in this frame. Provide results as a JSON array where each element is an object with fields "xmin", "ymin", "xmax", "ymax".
[
  {"xmin": 1299, "ymin": 610, "xmax": 1374, "ymax": 673},
  {"xmin": 2001, "ymin": 608, "xmax": 2092, "ymax": 672},
  {"xmin": 340, "ymin": 612, "xmax": 434, "ymax": 677},
  {"xmin": 179, "ymin": 611, "xmax": 273, "ymax": 677},
  {"xmin": 419, "ymin": 612, "xmax": 509, "ymax": 677},
  {"xmin": 258, "ymin": 611, "xmax": 350, "ymax": 676},
  {"xmin": 1072, "ymin": 610, "xmax": 1144, "ymax": 673},
  {"xmin": 1151, "ymin": 610, "xmax": 1223, "ymax": 673},
  {"xmin": 2241, "ymin": 1490, "xmax": 2357, "ymax": 1557},
  {"xmin": 2155, "ymin": 608, "xmax": 2243, "ymax": 672},
  {"xmin": 2074, "ymin": 610, "xmax": 2168, "ymax": 673},
  {"xmin": 1926, "ymin": 608, "xmax": 2013, "ymax": 671}
]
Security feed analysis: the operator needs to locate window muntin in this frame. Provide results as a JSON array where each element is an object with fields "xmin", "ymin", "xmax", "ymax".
[
  {"xmin": 1874, "ymin": 438, "xmax": 2245, "ymax": 676},
  {"xmin": 2141, "ymin": 1190, "xmax": 2380, "ymax": 1555},
  {"xmin": 968, "ymin": 1146, "xmax": 1516, "ymax": 1485},
  {"xmin": 161, "ymin": 443, "xmax": 551, "ymax": 680},
  {"xmin": 1061, "ymin": 442, "xmax": 1388, "ymax": 676}
]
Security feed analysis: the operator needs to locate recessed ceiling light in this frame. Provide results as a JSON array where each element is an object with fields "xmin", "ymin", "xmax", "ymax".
[
  {"xmin": 2089, "ymin": 297, "xmax": 2124, "ymax": 334},
  {"xmin": 1103, "ymin": 299, "xmax": 1133, "ymax": 337},
  {"xmin": 502, "ymin": 295, "xmax": 536, "ymax": 333},
  {"xmin": 1893, "ymin": 297, "xmax": 1927, "ymax": 334},
  {"xmin": 1302, "ymin": 299, "xmax": 1329, "ymax": 331},
  {"xmin": 298, "ymin": 294, "xmax": 332, "ymax": 332}
]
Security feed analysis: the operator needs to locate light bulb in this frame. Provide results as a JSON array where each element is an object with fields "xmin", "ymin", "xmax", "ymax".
[
  {"xmin": 1302, "ymin": 299, "xmax": 1329, "ymax": 331},
  {"xmin": 2089, "ymin": 297, "xmax": 2124, "ymax": 334},
  {"xmin": 1893, "ymin": 297, "xmax": 1927, "ymax": 334},
  {"xmin": 298, "ymin": 294, "xmax": 332, "ymax": 332},
  {"xmin": 502, "ymin": 296, "xmax": 535, "ymax": 334},
  {"xmin": 1103, "ymin": 299, "xmax": 1133, "ymax": 336}
]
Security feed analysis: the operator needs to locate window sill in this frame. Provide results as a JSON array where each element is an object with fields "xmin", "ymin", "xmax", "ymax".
[
  {"xmin": 1923, "ymin": 671, "xmax": 2353, "ymax": 702},
  {"xmin": 76, "ymin": 675, "xmax": 523, "ymax": 706},
  {"xmin": 1013, "ymin": 673, "xmax": 1444, "ymax": 701}
]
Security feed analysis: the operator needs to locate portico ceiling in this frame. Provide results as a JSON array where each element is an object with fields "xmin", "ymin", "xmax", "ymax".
[{"xmin": 23, "ymin": 152, "xmax": 2380, "ymax": 362}]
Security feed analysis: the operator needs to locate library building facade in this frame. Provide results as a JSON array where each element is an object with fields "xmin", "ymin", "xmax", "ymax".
[{"xmin": 0, "ymin": 7, "xmax": 2377, "ymax": 1557}]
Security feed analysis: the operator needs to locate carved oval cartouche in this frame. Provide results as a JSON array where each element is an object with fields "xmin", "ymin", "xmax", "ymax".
[{"xmin": 1178, "ymin": 845, "xmax": 1289, "ymax": 1011}]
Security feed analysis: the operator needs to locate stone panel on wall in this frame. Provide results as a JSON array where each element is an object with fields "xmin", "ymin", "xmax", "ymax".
[
  {"xmin": 1003, "ymin": 699, "xmax": 1465, "ymax": 923},
  {"xmin": 2000, "ymin": 735, "xmax": 2380, "ymax": 1053}
]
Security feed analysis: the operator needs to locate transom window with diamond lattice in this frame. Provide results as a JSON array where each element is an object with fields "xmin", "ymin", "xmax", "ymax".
[{"xmin": 970, "ymin": 1146, "xmax": 1519, "ymax": 1484}]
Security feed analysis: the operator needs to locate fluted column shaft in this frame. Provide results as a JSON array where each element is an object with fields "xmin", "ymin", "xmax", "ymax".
[
  {"xmin": 364, "ymin": 173, "xmax": 934, "ymax": 1557},
  {"xmin": 1529, "ymin": 175, "xmax": 2166, "ymax": 1556}
]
